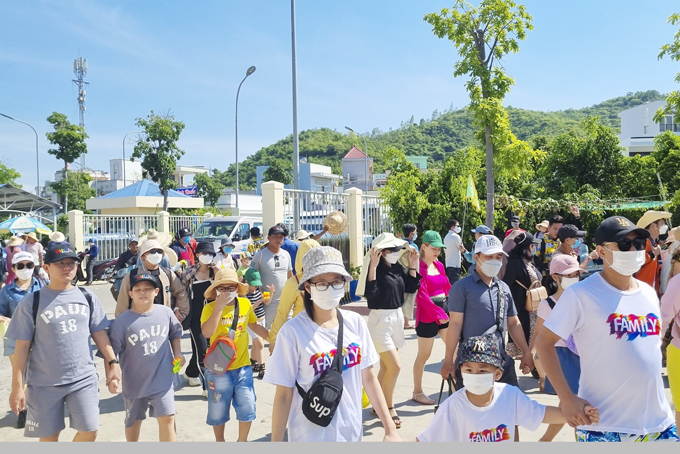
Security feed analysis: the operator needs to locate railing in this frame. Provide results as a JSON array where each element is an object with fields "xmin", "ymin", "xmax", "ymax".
[
  {"xmin": 82, "ymin": 214, "xmax": 157, "ymax": 261},
  {"xmin": 169, "ymin": 214, "xmax": 207, "ymax": 237},
  {"xmin": 282, "ymin": 189, "xmax": 349, "ymax": 237},
  {"xmin": 659, "ymin": 123, "xmax": 680, "ymax": 132},
  {"xmin": 362, "ymin": 195, "xmax": 393, "ymax": 253}
]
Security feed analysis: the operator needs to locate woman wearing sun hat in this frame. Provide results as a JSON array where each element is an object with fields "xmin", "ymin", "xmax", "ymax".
[
  {"xmin": 412, "ymin": 231, "xmax": 451, "ymax": 406},
  {"xmin": 266, "ymin": 246, "xmax": 400, "ymax": 442},
  {"xmin": 5, "ymin": 236, "xmax": 24, "ymax": 285}
]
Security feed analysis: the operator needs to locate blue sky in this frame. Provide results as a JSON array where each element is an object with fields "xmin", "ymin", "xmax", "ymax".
[{"xmin": 1, "ymin": 0, "xmax": 679, "ymax": 193}]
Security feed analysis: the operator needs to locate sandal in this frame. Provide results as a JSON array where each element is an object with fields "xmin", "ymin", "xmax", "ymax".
[
  {"xmin": 412, "ymin": 392, "xmax": 435, "ymax": 405},
  {"xmin": 258, "ymin": 363, "xmax": 265, "ymax": 380},
  {"xmin": 389, "ymin": 407, "xmax": 402, "ymax": 429}
]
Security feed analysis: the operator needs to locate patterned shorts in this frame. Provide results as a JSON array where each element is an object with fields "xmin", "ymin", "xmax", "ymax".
[{"xmin": 576, "ymin": 424, "xmax": 679, "ymax": 442}]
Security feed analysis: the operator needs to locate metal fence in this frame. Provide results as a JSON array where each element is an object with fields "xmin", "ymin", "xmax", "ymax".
[
  {"xmin": 362, "ymin": 195, "xmax": 393, "ymax": 253},
  {"xmin": 169, "ymin": 215, "xmax": 206, "ymax": 236},
  {"xmin": 282, "ymin": 189, "xmax": 349, "ymax": 236},
  {"xmin": 82, "ymin": 214, "xmax": 158, "ymax": 261}
]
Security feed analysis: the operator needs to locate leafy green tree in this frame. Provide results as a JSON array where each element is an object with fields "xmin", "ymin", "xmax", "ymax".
[
  {"xmin": 263, "ymin": 160, "xmax": 293, "ymax": 185},
  {"xmin": 621, "ymin": 155, "xmax": 661, "ymax": 199},
  {"xmin": 132, "ymin": 110, "xmax": 186, "ymax": 211},
  {"xmin": 50, "ymin": 171, "xmax": 95, "ymax": 212},
  {"xmin": 46, "ymin": 112, "xmax": 88, "ymax": 212},
  {"xmin": 654, "ymin": 13, "xmax": 680, "ymax": 124},
  {"xmin": 0, "ymin": 161, "xmax": 21, "ymax": 186},
  {"xmin": 425, "ymin": 0, "xmax": 536, "ymax": 227},
  {"xmin": 193, "ymin": 172, "xmax": 224, "ymax": 207},
  {"xmin": 653, "ymin": 131, "xmax": 680, "ymax": 195}
]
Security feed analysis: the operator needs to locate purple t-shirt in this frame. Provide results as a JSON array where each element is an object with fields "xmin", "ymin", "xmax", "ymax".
[{"xmin": 108, "ymin": 305, "xmax": 183, "ymax": 399}]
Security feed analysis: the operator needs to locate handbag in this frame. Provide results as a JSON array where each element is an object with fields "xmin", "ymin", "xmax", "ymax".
[
  {"xmin": 515, "ymin": 279, "xmax": 547, "ymax": 312},
  {"xmin": 204, "ymin": 300, "xmax": 240, "ymax": 375}
]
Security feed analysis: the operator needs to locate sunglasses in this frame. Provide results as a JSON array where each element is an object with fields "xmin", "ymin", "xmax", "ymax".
[
  {"xmin": 15, "ymin": 262, "xmax": 35, "ymax": 270},
  {"xmin": 274, "ymin": 255, "xmax": 280, "ymax": 268},
  {"xmin": 148, "ymin": 249, "xmax": 164, "ymax": 255},
  {"xmin": 604, "ymin": 237, "xmax": 647, "ymax": 252}
]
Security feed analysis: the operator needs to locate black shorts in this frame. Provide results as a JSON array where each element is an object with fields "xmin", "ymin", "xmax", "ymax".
[{"xmin": 416, "ymin": 321, "xmax": 449, "ymax": 338}]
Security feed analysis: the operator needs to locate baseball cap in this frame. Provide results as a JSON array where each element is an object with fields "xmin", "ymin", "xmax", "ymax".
[
  {"xmin": 594, "ymin": 216, "xmax": 650, "ymax": 246},
  {"xmin": 44, "ymin": 244, "xmax": 78, "ymax": 264},
  {"xmin": 474, "ymin": 235, "xmax": 507, "ymax": 256},
  {"xmin": 513, "ymin": 232, "xmax": 541, "ymax": 247},
  {"xmin": 244, "ymin": 268, "xmax": 263, "ymax": 286},
  {"xmin": 421, "ymin": 230, "xmax": 446, "ymax": 248},
  {"xmin": 471, "ymin": 225, "xmax": 492, "ymax": 234},
  {"xmin": 557, "ymin": 224, "xmax": 586, "ymax": 241},
  {"xmin": 458, "ymin": 335, "xmax": 503, "ymax": 369},
  {"xmin": 130, "ymin": 273, "xmax": 159, "ymax": 289},
  {"xmin": 177, "ymin": 228, "xmax": 191, "ymax": 238},
  {"xmin": 268, "ymin": 225, "xmax": 286, "ymax": 236},
  {"xmin": 510, "ymin": 215, "xmax": 520, "ymax": 223},
  {"xmin": 12, "ymin": 251, "xmax": 35, "ymax": 265},
  {"xmin": 550, "ymin": 255, "xmax": 586, "ymax": 276}
]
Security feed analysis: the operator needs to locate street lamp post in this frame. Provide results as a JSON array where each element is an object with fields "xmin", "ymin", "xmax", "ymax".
[
  {"xmin": 122, "ymin": 131, "xmax": 143, "ymax": 188},
  {"xmin": 345, "ymin": 126, "xmax": 370, "ymax": 192},
  {"xmin": 235, "ymin": 66, "xmax": 256, "ymax": 211},
  {"xmin": 0, "ymin": 113, "xmax": 39, "ymax": 196}
]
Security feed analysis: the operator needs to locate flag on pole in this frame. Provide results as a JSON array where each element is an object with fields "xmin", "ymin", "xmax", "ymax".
[{"xmin": 466, "ymin": 174, "xmax": 480, "ymax": 212}]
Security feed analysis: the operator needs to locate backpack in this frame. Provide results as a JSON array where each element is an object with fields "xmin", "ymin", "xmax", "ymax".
[
  {"xmin": 546, "ymin": 296, "xmax": 557, "ymax": 310},
  {"xmin": 204, "ymin": 299, "xmax": 241, "ymax": 374},
  {"xmin": 295, "ymin": 309, "xmax": 345, "ymax": 427},
  {"xmin": 32, "ymin": 287, "xmax": 93, "ymax": 345}
]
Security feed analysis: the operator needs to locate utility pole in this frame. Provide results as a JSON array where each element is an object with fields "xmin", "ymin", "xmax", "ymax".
[{"xmin": 73, "ymin": 57, "xmax": 89, "ymax": 169}]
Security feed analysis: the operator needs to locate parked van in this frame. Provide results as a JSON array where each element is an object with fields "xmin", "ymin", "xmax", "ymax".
[{"xmin": 193, "ymin": 215, "xmax": 263, "ymax": 253}]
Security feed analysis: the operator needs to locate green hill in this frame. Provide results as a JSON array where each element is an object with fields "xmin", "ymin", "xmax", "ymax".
[{"xmin": 212, "ymin": 90, "xmax": 666, "ymax": 189}]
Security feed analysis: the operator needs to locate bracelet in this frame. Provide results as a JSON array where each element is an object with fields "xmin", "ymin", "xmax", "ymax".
[
  {"xmin": 108, "ymin": 359, "xmax": 119, "ymax": 366},
  {"xmin": 409, "ymin": 268, "xmax": 417, "ymax": 271}
]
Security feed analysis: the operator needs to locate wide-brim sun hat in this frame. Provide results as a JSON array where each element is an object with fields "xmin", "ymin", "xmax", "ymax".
[
  {"xmin": 371, "ymin": 232, "xmax": 406, "ymax": 251},
  {"xmin": 164, "ymin": 247, "xmax": 178, "ymax": 266},
  {"xmin": 138, "ymin": 228, "xmax": 173, "ymax": 248},
  {"xmin": 21, "ymin": 232, "xmax": 39, "ymax": 242},
  {"xmin": 636, "ymin": 210, "xmax": 672, "ymax": 229},
  {"xmin": 323, "ymin": 211, "xmax": 349, "ymax": 235},
  {"xmin": 535, "ymin": 220, "xmax": 549, "ymax": 232},
  {"xmin": 7, "ymin": 236, "xmax": 24, "ymax": 247},
  {"xmin": 667, "ymin": 226, "xmax": 680, "ymax": 244},
  {"xmin": 204, "ymin": 268, "xmax": 241, "ymax": 300},
  {"xmin": 295, "ymin": 229, "xmax": 314, "ymax": 241},
  {"xmin": 50, "ymin": 231, "xmax": 66, "ymax": 243},
  {"xmin": 297, "ymin": 246, "xmax": 351, "ymax": 290}
]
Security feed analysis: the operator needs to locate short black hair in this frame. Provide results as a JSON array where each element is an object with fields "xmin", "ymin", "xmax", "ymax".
[
  {"xmin": 250, "ymin": 227, "xmax": 261, "ymax": 237},
  {"xmin": 548, "ymin": 215, "xmax": 564, "ymax": 226},
  {"xmin": 447, "ymin": 219, "xmax": 459, "ymax": 230},
  {"xmin": 403, "ymin": 223, "xmax": 417, "ymax": 238}
]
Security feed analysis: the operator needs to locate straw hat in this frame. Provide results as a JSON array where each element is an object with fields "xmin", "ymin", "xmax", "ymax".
[
  {"xmin": 636, "ymin": 210, "xmax": 672, "ymax": 229},
  {"xmin": 535, "ymin": 220, "xmax": 549, "ymax": 232},
  {"xmin": 323, "ymin": 211, "xmax": 349, "ymax": 235},
  {"xmin": 370, "ymin": 232, "xmax": 406, "ymax": 251},
  {"xmin": 164, "ymin": 247, "xmax": 178, "ymax": 266},
  {"xmin": 666, "ymin": 226, "xmax": 680, "ymax": 244},
  {"xmin": 50, "ymin": 231, "xmax": 66, "ymax": 243},
  {"xmin": 204, "ymin": 268, "xmax": 241, "ymax": 301},
  {"xmin": 295, "ymin": 229, "xmax": 314, "ymax": 241},
  {"xmin": 21, "ymin": 232, "xmax": 39, "ymax": 242},
  {"xmin": 7, "ymin": 236, "xmax": 24, "ymax": 247},
  {"xmin": 138, "ymin": 228, "xmax": 173, "ymax": 248}
]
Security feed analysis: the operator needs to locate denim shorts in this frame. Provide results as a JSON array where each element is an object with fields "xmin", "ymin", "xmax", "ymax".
[
  {"xmin": 544, "ymin": 346, "xmax": 581, "ymax": 395},
  {"xmin": 205, "ymin": 366, "xmax": 256, "ymax": 426}
]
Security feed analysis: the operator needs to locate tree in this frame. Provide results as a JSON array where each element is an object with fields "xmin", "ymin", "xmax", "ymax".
[
  {"xmin": 193, "ymin": 172, "xmax": 224, "ymax": 207},
  {"xmin": 654, "ymin": 13, "xmax": 680, "ymax": 124},
  {"xmin": 263, "ymin": 160, "xmax": 293, "ymax": 185},
  {"xmin": 132, "ymin": 110, "xmax": 186, "ymax": 211},
  {"xmin": 653, "ymin": 131, "xmax": 680, "ymax": 195},
  {"xmin": 0, "ymin": 161, "xmax": 21, "ymax": 186},
  {"xmin": 46, "ymin": 112, "xmax": 88, "ymax": 212},
  {"xmin": 425, "ymin": 0, "xmax": 535, "ymax": 227},
  {"xmin": 50, "ymin": 171, "xmax": 95, "ymax": 212}
]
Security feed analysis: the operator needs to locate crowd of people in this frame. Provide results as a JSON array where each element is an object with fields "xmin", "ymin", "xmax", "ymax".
[{"xmin": 1, "ymin": 207, "xmax": 679, "ymax": 443}]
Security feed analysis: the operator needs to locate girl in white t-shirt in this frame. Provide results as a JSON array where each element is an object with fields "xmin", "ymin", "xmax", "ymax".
[
  {"xmin": 529, "ymin": 254, "xmax": 585, "ymax": 442},
  {"xmin": 265, "ymin": 246, "xmax": 401, "ymax": 442}
]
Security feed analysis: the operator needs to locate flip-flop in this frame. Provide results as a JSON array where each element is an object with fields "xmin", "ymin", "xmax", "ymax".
[
  {"xmin": 412, "ymin": 392, "xmax": 435, "ymax": 405},
  {"xmin": 389, "ymin": 407, "xmax": 402, "ymax": 429}
]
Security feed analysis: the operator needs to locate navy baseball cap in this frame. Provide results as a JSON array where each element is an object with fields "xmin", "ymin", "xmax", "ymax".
[
  {"xmin": 268, "ymin": 225, "xmax": 286, "ymax": 236},
  {"xmin": 594, "ymin": 216, "xmax": 650, "ymax": 246},
  {"xmin": 44, "ymin": 244, "xmax": 78, "ymax": 264},
  {"xmin": 130, "ymin": 273, "xmax": 159, "ymax": 289},
  {"xmin": 471, "ymin": 225, "xmax": 492, "ymax": 234}
]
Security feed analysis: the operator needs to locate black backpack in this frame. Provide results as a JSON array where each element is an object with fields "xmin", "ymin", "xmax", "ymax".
[{"xmin": 295, "ymin": 309, "xmax": 345, "ymax": 427}]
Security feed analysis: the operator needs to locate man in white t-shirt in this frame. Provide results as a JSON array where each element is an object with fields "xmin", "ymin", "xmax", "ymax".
[
  {"xmin": 536, "ymin": 216, "xmax": 678, "ymax": 442},
  {"xmin": 444, "ymin": 219, "xmax": 465, "ymax": 285}
]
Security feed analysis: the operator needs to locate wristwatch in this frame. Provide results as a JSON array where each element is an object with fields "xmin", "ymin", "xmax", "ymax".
[{"xmin": 108, "ymin": 359, "xmax": 119, "ymax": 366}]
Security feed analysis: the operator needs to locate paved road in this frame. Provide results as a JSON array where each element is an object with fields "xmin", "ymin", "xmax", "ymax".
[{"xmin": 0, "ymin": 281, "xmax": 674, "ymax": 441}]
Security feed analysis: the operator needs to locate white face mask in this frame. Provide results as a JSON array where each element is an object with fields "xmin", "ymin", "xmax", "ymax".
[
  {"xmin": 461, "ymin": 372, "xmax": 495, "ymax": 395},
  {"xmin": 511, "ymin": 222, "xmax": 520, "ymax": 228},
  {"xmin": 478, "ymin": 259, "xmax": 502, "ymax": 278},
  {"xmin": 310, "ymin": 286, "xmax": 344, "ymax": 310},
  {"xmin": 603, "ymin": 248, "xmax": 646, "ymax": 276},
  {"xmin": 216, "ymin": 289, "xmax": 238, "ymax": 301},
  {"xmin": 198, "ymin": 254, "xmax": 213, "ymax": 265},
  {"xmin": 660, "ymin": 224, "xmax": 669, "ymax": 235},
  {"xmin": 384, "ymin": 252, "xmax": 400, "ymax": 264},
  {"xmin": 454, "ymin": 226, "xmax": 461, "ymax": 234},
  {"xmin": 412, "ymin": 234, "xmax": 418, "ymax": 242},
  {"xmin": 16, "ymin": 268, "xmax": 34, "ymax": 281},
  {"xmin": 560, "ymin": 276, "xmax": 579, "ymax": 290},
  {"xmin": 146, "ymin": 252, "xmax": 163, "ymax": 265}
]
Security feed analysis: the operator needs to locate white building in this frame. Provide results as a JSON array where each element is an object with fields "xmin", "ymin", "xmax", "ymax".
[
  {"xmin": 342, "ymin": 146, "xmax": 375, "ymax": 191},
  {"xmin": 618, "ymin": 101, "xmax": 678, "ymax": 156}
]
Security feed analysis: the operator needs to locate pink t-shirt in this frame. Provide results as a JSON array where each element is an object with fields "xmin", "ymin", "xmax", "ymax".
[
  {"xmin": 415, "ymin": 259, "xmax": 451, "ymax": 325},
  {"xmin": 537, "ymin": 297, "xmax": 578, "ymax": 355},
  {"xmin": 661, "ymin": 274, "xmax": 680, "ymax": 351}
]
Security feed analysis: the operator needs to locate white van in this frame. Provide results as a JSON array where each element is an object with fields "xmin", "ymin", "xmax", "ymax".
[{"xmin": 193, "ymin": 215, "xmax": 263, "ymax": 253}]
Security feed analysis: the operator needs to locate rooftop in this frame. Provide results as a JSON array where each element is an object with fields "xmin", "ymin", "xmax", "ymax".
[
  {"xmin": 99, "ymin": 179, "xmax": 191, "ymax": 199},
  {"xmin": 343, "ymin": 146, "xmax": 370, "ymax": 160}
]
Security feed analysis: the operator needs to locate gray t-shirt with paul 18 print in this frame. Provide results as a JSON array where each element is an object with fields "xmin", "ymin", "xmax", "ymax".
[
  {"xmin": 108, "ymin": 305, "xmax": 183, "ymax": 399},
  {"xmin": 5, "ymin": 287, "xmax": 109, "ymax": 387}
]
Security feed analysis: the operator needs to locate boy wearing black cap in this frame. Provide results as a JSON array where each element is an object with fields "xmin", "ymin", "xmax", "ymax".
[
  {"xmin": 416, "ymin": 335, "xmax": 598, "ymax": 442},
  {"xmin": 108, "ymin": 273, "xmax": 184, "ymax": 441},
  {"xmin": 6, "ymin": 244, "xmax": 120, "ymax": 442},
  {"xmin": 537, "ymin": 216, "xmax": 677, "ymax": 442}
]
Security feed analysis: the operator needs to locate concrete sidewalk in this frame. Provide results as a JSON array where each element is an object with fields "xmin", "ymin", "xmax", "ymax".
[{"xmin": 0, "ymin": 281, "xmax": 673, "ymax": 441}]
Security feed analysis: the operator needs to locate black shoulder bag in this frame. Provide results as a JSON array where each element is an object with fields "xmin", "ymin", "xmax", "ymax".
[{"xmin": 295, "ymin": 309, "xmax": 345, "ymax": 427}]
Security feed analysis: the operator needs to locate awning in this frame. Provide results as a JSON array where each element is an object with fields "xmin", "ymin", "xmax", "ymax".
[{"xmin": 602, "ymin": 201, "xmax": 672, "ymax": 210}]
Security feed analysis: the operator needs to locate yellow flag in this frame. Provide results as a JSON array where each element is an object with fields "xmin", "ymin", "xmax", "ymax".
[{"xmin": 466, "ymin": 175, "xmax": 480, "ymax": 212}]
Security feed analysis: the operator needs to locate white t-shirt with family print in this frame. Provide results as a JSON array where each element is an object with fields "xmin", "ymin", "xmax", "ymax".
[
  {"xmin": 543, "ymin": 273, "xmax": 674, "ymax": 434},
  {"xmin": 264, "ymin": 308, "xmax": 379, "ymax": 442},
  {"xmin": 417, "ymin": 383, "xmax": 545, "ymax": 442}
]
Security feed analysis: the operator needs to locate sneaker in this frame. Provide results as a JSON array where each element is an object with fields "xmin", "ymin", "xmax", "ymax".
[
  {"xmin": 184, "ymin": 374, "xmax": 202, "ymax": 387},
  {"xmin": 202, "ymin": 389, "xmax": 208, "ymax": 398},
  {"xmin": 17, "ymin": 410, "xmax": 26, "ymax": 429},
  {"xmin": 258, "ymin": 363, "xmax": 265, "ymax": 380}
]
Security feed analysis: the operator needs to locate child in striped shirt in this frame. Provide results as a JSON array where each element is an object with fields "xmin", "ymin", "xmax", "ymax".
[{"xmin": 243, "ymin": 268, "xmax": 271, "ymax": 379}]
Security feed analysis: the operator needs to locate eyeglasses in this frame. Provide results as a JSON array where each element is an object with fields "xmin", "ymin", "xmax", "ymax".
[
  {"xmin": 15, "ymin": 262, "xmax": 35, "ymax": 270},
  {"xmin": 216, "ymin": 285, "xmax": 239, "ymax": 293},
  {"xmin": 309, "ymin": 280, "xmax": 345, "ymax": 291},
  {"xmin": 604, "ymin": 237, "xmax": 647, "ymax": 252},
  {"xmin": 148, "ymin": 249, "xmax": 164, "ymax": 255},
  {"xmin": 53, "ymin": 260, "xmax": 77, "ymax": 269}
]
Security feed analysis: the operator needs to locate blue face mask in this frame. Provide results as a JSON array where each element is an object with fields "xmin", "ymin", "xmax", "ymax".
[
  {"xmin": 223, "ymin": 247, "xmax": 233, "ymax": 254},
  {"xmin": 183, "ymin": 236, "xmax": 191, "ymax": 243},
  {"xmin": 412, "ymin": 234, "xmax": 418, "ymax": 242},
  {"xmin": 572, "ymin": 239, "xmax": 582, "ymax": 249}
]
